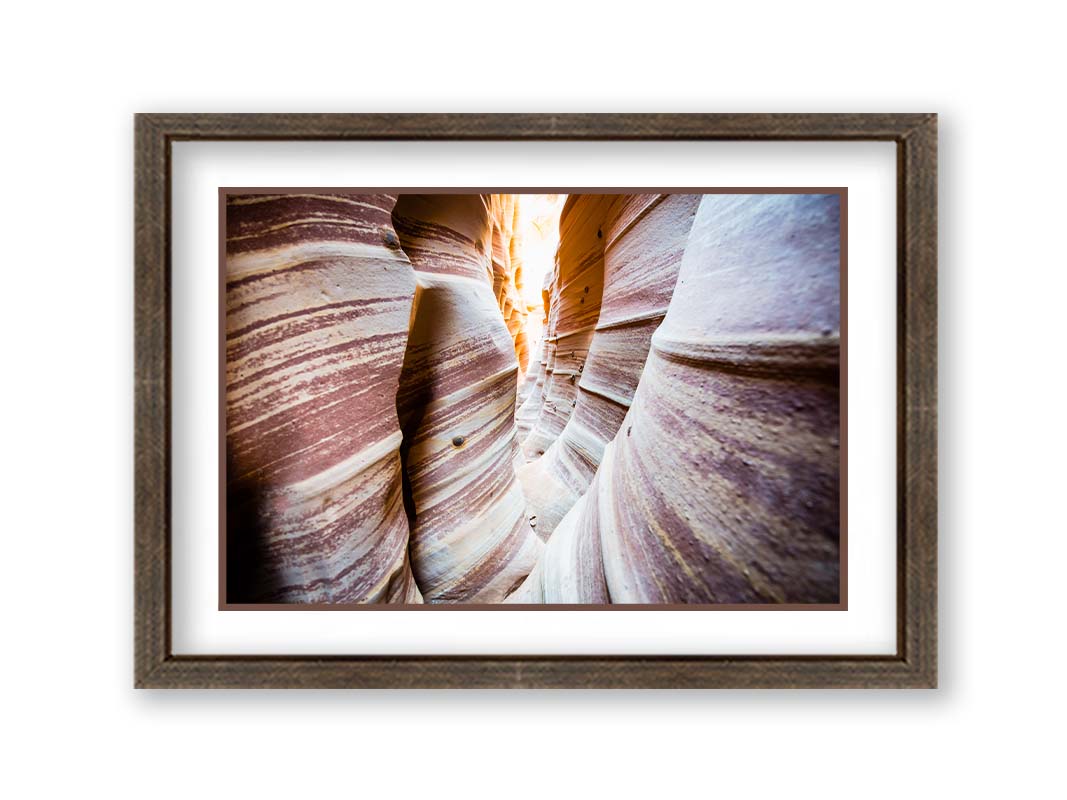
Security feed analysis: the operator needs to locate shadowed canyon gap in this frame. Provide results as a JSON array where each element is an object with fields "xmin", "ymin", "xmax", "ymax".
[{"xmin": 225, "ymin": 192, "xmax": 841, "ymax": 604}]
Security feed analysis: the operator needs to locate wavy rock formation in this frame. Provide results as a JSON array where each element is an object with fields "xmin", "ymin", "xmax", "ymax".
[
  {"xmin": 226, "ymin": 191, "xmax": 841, "ymax": 606},
  {"xmin": 515, "ymin": 329, "xmax": 543, "ymax": 409},
  {"xmin": 225, "ymin": 193, "xmax": 422, "ymax": 603},
  {"xmin": 511, "ymin": 194, "xmax": 841, "ymax": 603},
  {"xmin": 514, "ymin": 270, "xmax": 554, "ymax": 442},
  {"xmin": 521, "ymin": 195, "xmax": 612, "ymax": 461},
  {"xmin": 517, "ymin": 194, "xmax": 700, "ymax": 539},
  {"xmin": 490, "ymin": 195, "xmax": 531, "ymax": 375},
  {"xmin": 393, "ymin": 194, "xmax": 542, "ymax": 603}
]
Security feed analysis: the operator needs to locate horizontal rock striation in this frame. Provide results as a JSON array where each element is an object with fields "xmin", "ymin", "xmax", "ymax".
[
  {"xmin": 520, "ymin": 195, "xmax": 611, "ymax": 462},
  {"xmin": 517, "ymin": 194, "xmax": 700, "ymax": 540},
  {"xmin": 511, "ymin": 193, "xmax": 841, "ymax": 604},
  {"xmin": 225, "ymin": 193, "xmax": 422, "ymax": 603},
  {"xmin": 226, "ymin": 191, "xmax": 841, "ymax": 607},
  {"xmin": 393, "ymin": 194, "xmax": 542, "ymax": 603}
]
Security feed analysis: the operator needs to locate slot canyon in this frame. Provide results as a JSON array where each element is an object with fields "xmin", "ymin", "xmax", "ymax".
[{"xmin": 224, "ymin": 191, "xmax": 841, "ymax": 605}]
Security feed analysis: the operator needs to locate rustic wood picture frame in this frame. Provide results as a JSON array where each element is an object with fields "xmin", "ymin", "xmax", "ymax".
[{"xmin": 134, "ymin": 113, "xmax": 937, "ymax": 688}]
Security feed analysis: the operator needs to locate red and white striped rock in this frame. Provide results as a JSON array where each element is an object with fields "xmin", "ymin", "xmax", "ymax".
[
  {"xmin": 517, "ymin": 194, "xmax": 700, "ymax": 540},
  {"xmin": 393, "ymin": 194, "xmax": 543, "ymax": 603},
  {"xmin": 511, "ymin": 193, "xmax": 841, "ymax": 604},
  {"xmin": 520, "ymin": 195, "xmax": 612, "ymax": 461},
  {"xmin": 225, "ymin": 193, "xmax": 422, "ymax": 603}
]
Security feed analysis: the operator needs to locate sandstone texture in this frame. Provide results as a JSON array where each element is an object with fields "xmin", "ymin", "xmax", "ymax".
[
  {"xmin": 514, "ymin": 269, "xmax": 554, "ymax": 443},
  {"xmin": 520, "ymin": 196, "xmax": 612, "ymax": 462},
  {"xmin": 511, "ymin": 193, "xmax": 841, "ymax": 603},
  {"xmin": 517, "ymin": 194, "xmax": 700, "ymax": 540},
  {"xmin": 225, "ymin": 193, "xmax": 422, "ymax": 603},
  {"xmin": 490, "ymin": 195, "xmax": 531, "ymax": 376},
  {"xmin": 226, "ymin": 191, "xmax": 841, "ymax": 606},
  {"xmin": 392, "ymin": 194, "xmax": 542, "ymax": 602}
]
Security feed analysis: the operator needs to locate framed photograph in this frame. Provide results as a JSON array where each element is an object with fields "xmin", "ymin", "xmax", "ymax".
[{"xmin": 135, "ymin": 113, "xmax": 937, "ymax": 688}]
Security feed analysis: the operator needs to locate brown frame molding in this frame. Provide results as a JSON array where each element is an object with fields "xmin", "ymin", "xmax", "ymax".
[{"xmin": 134, "ymin": 113, "xmax": 937, "ymax": 688}]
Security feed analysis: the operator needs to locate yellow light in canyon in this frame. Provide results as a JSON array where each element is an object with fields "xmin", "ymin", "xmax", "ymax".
[{"xmin": 515, "ymin": 193, "xmax": 566, "ymax": 350}]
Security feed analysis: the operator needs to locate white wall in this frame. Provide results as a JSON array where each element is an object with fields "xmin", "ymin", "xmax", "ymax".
[{"xmin": 2, "ymin": 1, "xmax": 1063, "ymax": 797}]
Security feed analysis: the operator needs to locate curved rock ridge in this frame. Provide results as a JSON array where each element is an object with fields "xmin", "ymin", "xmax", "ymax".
[
  {"xmin": 510, "ymin": 213, "xmax": 532, "ymax": 376},
  {"xmin": 514, "ymin": 340, "xmax": 545, "ymax": 443},
  {"xmin": 521, "ymin": 195, "xmax": 612, "ymax": 461},
  {"xmin": 488, "ymin": 195, "xmax": 532, "ymax": 377},
  {"xmin": 515, "ymin": 330, "xmax": 543, "ymax": 409},
  {"xmin": 225, "ymin": 193, "xmax": 422, "ymax": 603},
  {"xmin": 517, "ymin": 194, "xmax": 700, "ymax": 539},
  {"xmin": 393, "ymin": 194, "xmax": 543, "ymax": 603},
  {"xmin": 514, "ymin": 273, "xmax": 550, "ymax": 441},
  {"xmin": 510, "ymin": 193, "xmax": 841, "ymax": 604},
  {"xmin": 514, "ymin": 269, "xmax": 554, "ymax": 443}
]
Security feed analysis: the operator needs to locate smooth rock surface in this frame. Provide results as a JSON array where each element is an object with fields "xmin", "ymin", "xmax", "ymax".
[
  {"xmin": 225, "ymin": 193, "xmax": 422, "ymax": 603},
  {"xmin": 517, "ymin": 194, "xmax": 700, "ymax": 540},
  {"xmin": 393, "ymin": 194, "xmax": 542, "ymax": 603},
  {"xmin": 511, "ymin": 193, "xmax": 841, "ymax": 603},
  {"xmin": 514, "ymin": 269, "xmax": 554, "ymax": 443},
  {"xmin": 521, "ymin": 195, "xmax": 611, "ymax": 461}
]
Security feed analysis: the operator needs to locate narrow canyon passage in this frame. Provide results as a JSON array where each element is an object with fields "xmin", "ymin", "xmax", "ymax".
[
  {"xmin": 224, "ymin": 191, "xmax": 840, "ymax": 605},
  {"xmin": 391, "ymin": 194, "xmax": 541, "ymax": 603}
]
